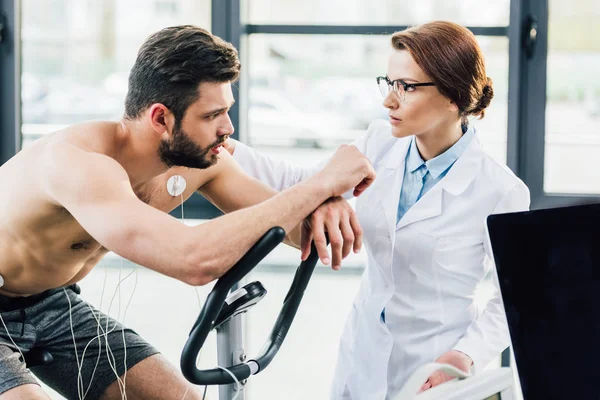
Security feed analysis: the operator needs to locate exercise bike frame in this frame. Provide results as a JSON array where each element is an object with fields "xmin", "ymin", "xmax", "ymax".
[{"xmin": 180, "ymin": 227, "xmax": 323, "ymax": 399}]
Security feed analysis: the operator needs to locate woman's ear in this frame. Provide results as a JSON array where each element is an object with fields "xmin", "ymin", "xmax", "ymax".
[{"xmin": 448, "ymin": 99, "xmax": 460, "ymax": 113}]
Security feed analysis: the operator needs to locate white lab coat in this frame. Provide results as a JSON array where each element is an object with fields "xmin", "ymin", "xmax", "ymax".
[{"xmin": 233, "ymin": 120, "xmax": 530, "ymax": 400}]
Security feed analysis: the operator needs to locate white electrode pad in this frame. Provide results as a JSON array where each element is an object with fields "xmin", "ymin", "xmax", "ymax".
[
  {"xmin": 167, "ymin": 175, "xmax": 187, "ymax": 197},
  {"xmin": 0, "ymin": 274, "xmax": 4, "ymax": 288}
]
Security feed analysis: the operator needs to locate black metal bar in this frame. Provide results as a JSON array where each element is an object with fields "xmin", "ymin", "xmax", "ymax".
[
  {"xmin": 174, "ymin": 0, "xmax": 243, "ymax": 220},
  {"xmin": 501, "ymin": 348, "xmax": 511, "ymax": 369},
  {"xmin": 519, "ymin": 0, "xmax": 549, "ymax": 209},
  {"xmin": 506, "ymin": 0, "xmax": 524, "ymax": 176},
  {"xmin": 212, "ymin": 0, "xmax": 241, "ymax": 141},
  {"xmin": 250, "ymin": 239, "xmax": 321, "ymax": 372},
  {"xmin": 0, "ymin": 0, "xmax": 20, "ymax": 165},
  {"xmin": 244, "ymin": 24, "xmax": 508, "ymax": 36}
]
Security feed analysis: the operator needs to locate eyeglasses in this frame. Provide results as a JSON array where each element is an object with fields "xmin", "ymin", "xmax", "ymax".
[{"xmin": 376, "ymin": 76, "xmax": 435, "ymax": 102}]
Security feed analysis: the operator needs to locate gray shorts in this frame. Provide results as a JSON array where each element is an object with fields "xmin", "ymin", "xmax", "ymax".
[{"xmin": 0, "ymin": 284, "xmax": 159, "ymax": 400}]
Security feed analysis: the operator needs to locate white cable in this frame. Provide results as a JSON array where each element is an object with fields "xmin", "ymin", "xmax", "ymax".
[
  {"xmin": 64, "ymin": 288, "xmax": 85, "ymax": 400},
  {"xmin": 180, "ymin": 193, "xmax": 185, "ymax": 224},
  {"xmin": 120, "ymin": 266, "xmax": 138, "ymax": 397},
  {"xmin": 101, "ymin": 260, "xmax": 138, "ymax": 400},
  {"xmin": 77, "ymin": 270, "xmax": 110, "ymax": 399},
  {"xmin": 82, "ymin": 268, "xmax": 125, "ymax": 399},
  {"xmin": 74, "ymin": 264, "xmax": 138, "ymax": 399},
  {"xmin": 103, "ymin": 263, "xmax": 124, "ymax": 399},
  {"xmin": 78, "ymin": 309, "xmax": 103, "ymax": 399},
  {"xmin": 115, "ymin": 257, "xmax": 127, "ymax": 400},
  {"xmin": 217, "ymin": 366, "xmax": 242, "ymax": 400}
]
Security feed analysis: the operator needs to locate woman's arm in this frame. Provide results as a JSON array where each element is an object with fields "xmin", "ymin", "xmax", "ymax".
[
  {"xmin": 229, "ymin": 126, "xmax": 373, "ymax": 193},
  {"xmin": 229, "ymin": 139, "xmax": 325, "ymax": 190},
  {"xmin": 452, "ymin": 182, "xmax": 531, "ymax": 372}
]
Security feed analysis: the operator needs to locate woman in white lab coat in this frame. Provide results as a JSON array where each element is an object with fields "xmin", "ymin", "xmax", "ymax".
[{"xmin": 230, "ymin": 21, "xmax": 530, "ymax": 399}]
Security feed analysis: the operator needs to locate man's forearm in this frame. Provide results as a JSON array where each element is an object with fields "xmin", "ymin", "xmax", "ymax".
[{"xmin": 186, "ymin": 176, "xmax": 329, "ymax": 283}]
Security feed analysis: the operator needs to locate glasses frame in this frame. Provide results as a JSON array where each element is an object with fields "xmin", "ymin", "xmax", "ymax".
[{"xmin": 376, "ymin": 76, "xmax": 436, "ymax": 101}]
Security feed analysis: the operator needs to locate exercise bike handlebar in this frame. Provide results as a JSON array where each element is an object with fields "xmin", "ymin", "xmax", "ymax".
[{"xmin": 180, "ymin": 227, "xmax": 322, "ymax": 385}]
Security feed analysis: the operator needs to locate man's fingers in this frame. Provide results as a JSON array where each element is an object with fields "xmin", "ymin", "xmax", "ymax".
[
  {"xmin": 349, "ymin": 210, "xmax": 362, "ymax": 253},
  {"xmin": 326, "ymin": 218, "xmax": 343, "ymax": 270},
  {"xmin": 311, "ymin": 214, "xmax": 330, "ymax": 265},
  {"xmin": 339, "ymin": 216, "xmax": 354, "ymax": 259}
]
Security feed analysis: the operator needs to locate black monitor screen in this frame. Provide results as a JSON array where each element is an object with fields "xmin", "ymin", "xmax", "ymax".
[{"xmin": 488, "ymin": 203, "xmax": 600, "ymax": 400}]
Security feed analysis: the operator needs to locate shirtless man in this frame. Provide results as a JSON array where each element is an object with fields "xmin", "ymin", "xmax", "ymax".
[{"xmin": 0, "ymin": 25, "xmax": 375, "ymax": 400}]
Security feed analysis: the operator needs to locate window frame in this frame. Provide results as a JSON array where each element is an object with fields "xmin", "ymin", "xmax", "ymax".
[{"xmin": 0, "ymin": 0, "xmax": 21, "ymax": 165}]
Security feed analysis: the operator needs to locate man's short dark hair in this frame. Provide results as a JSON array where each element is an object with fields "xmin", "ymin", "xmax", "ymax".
[{"xmin": 124, "ymin": 25, "xmax": 240, "ymax": 122}]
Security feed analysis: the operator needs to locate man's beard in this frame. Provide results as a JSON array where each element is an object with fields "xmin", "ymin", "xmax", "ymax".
[{"xmin": 158, "ymin": 122, "xmax": 223, "ymax": 169}]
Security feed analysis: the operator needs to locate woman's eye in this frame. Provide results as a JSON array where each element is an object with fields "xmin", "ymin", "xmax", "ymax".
[{"xmin": 405, "ymin": 86, "xmax": 417, "ymax": 92}]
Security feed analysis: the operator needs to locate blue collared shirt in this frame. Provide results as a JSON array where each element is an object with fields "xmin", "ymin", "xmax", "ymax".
[{"xmin": 396, "ymin": 125, "xmax": 475, "ymax": 223}]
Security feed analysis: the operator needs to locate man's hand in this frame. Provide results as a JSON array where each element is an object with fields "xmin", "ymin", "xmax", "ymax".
[
  {"xmin": 317, "ymin": 145, "xmax": 376, "ymax": 198},
  {"xmin": 300, "ymin": 197, "xmax": 362, "ymax": 269},
  {"xmin": 419, "ymin": 350, "xmax": 473, "ymax": 393}
]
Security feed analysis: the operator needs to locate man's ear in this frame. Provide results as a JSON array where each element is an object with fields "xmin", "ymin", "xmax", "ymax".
[{"xmin": 148, "ymin": 103, "xmax": 175, "ymax": 139}]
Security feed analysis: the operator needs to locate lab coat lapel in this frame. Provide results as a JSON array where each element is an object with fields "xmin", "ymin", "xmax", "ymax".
[
  {"xmin": 395, "ymin": 183, "xmax": 444, "ymax": 230},
  {"xmin": 395, "ymin": 136, "xmax": 484, "ymax": 231},
  {"xmin": 377, "ymin": 139, "xmax": 410, "ymax": 241}
]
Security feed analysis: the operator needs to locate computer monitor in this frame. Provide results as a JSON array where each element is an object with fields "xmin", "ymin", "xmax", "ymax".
[{"xmin": 487, "ymin": 203, "xmax": 600, "ymax": 400}]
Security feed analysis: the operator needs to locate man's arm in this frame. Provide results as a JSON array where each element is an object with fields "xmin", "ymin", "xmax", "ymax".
[
  {"xmin": 40, "ymin": 142, "xmax": 374, "ymax": 285},
  {"xmin": 198, "ymin": 152, "xmax": 362, "ymax": 269}
]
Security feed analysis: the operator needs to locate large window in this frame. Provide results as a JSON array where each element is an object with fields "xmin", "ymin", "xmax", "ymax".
[
  {"xmin": 243, "ymin": 0, "xmax": 510, "ymax": 26},
  {"xmin": 512, "ymin": 0, "xmax": 600, "ymax": 208},
  {"xmin": 245, "ymin": 34, "xmax": 509, "ymax": 164},
  {"xmin": 543, "ymin": 0, "xmax": 600, "ymax": 194},
  {"xmin": 21, "ymin": 0, "xmax": 211, "ymax": 147}
]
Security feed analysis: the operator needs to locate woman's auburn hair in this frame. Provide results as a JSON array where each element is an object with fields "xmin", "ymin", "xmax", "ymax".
[{"xmin": 391, "ymin": 21, "xmax": 494, "ymax": 121}]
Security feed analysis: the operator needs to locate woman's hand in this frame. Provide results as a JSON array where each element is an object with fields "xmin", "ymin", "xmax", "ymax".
[{"xmin": 419, "ymin": 350, "xmax": 473, "ymax": 392}]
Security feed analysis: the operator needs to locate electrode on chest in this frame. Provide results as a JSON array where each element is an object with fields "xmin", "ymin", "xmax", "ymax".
[{"xmin": 167, "ymin": 175, "xmax": 187, "ymax": 197}]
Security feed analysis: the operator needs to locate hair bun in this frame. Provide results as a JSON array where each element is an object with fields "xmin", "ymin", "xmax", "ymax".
[{"xmin": 471, "ymin": 77, "xmax": 494, "ymax": 118}]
